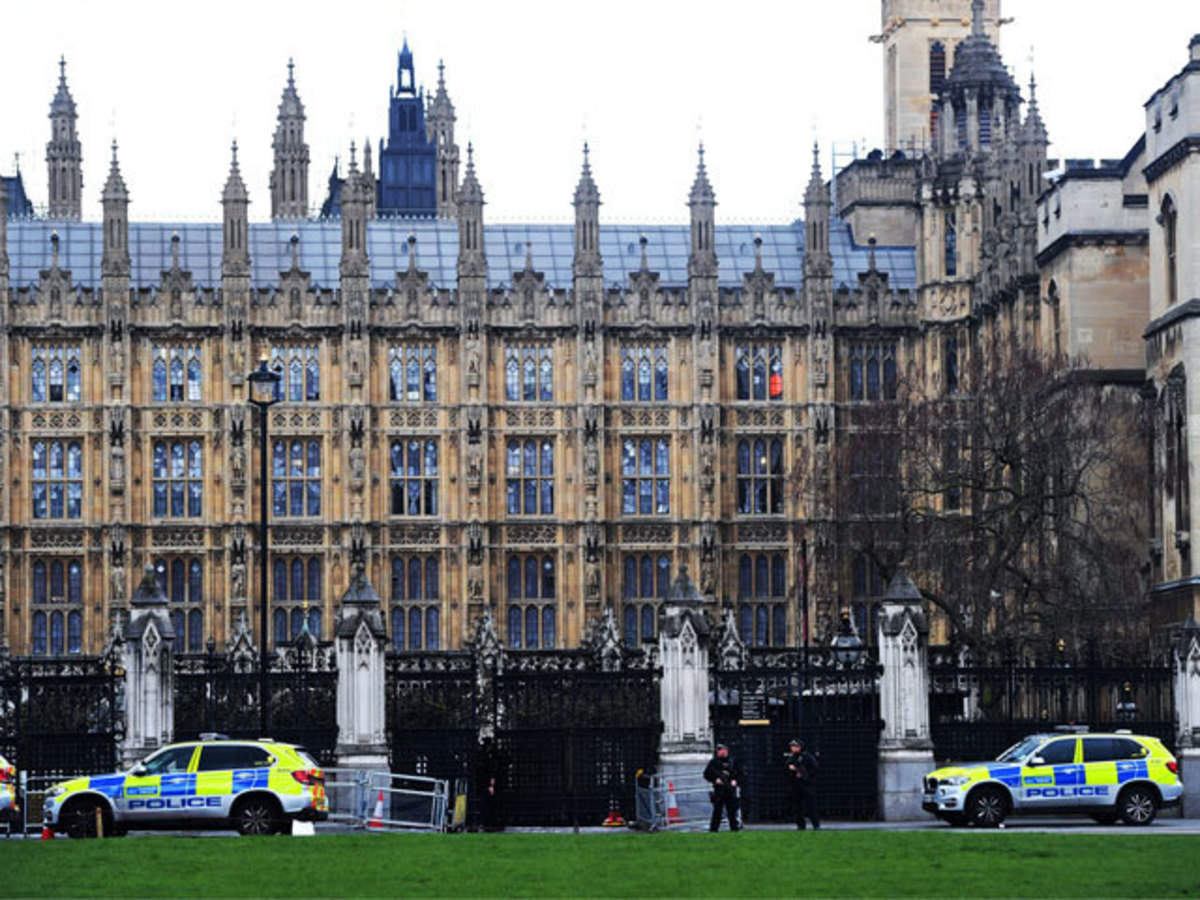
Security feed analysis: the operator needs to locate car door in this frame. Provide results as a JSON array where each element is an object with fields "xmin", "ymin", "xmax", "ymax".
[
  {"xmin": 1020, "ymin": 737, "xmax": 1078, "ymax": 809},
  {"xmin": 195, "ymin": 743, "xmax": 276, "ymax": 821},
  {"xmin": 1080, "ymin": 737, "xmax": 1119, "ymax": 807},
  {"xmin": 119, "ymin": 744, "xmax": 197, "ymax": 824}
]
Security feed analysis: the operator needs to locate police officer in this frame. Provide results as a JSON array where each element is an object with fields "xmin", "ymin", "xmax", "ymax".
[
  {"xmin": 703, "ymin": 743, "xmax": 744, "ymax": 832},
  {"xmin": 785, "ymin": 738, "xmax": 820, "ymax": 830}
]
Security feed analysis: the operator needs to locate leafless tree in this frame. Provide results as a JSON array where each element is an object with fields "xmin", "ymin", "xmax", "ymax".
[{"xmin": 797, "ymin": 344, "xmax": 1149, "ymax": 658}]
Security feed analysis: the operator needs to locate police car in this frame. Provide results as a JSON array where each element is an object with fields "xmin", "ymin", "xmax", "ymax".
[
  {"xmin": 42, "ymin": 735, "xmax": 328, "ymax": 837},
  {"xmin": 0, "ymin": 753, "xmax": 17, "ymax": 826},
  {"xmin": 922, "ymin": 730, "xmax": 1182, "ymax": 827}
]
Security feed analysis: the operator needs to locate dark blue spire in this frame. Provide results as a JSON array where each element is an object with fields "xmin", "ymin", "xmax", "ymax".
[{"xmin": 397, "ymin": 36, "xmax": 415, "ymax": 95}]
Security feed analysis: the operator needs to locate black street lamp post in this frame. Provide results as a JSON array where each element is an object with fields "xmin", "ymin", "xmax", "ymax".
[{"xmin": 247, "ymin": 360, "xmax": 281, "ymax": 736}]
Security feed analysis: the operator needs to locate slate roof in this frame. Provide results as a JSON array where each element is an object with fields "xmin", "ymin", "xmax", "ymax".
[{"xmin": 4, "ymin": 218, "xmax": 917, "ymax": 292}]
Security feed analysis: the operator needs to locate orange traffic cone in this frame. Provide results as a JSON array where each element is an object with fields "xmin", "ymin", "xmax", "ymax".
[
  {"xmin": 666, "ymin": 781, "xmax": 682, "ymax": 825},
  {"xmin": 367, "ymin": 790, "xmax": 385, "ymax": 829},
  {"xmin": 601, "ymin": 795, "xmax": 626, "ymax": 828},
  {"xmin": 40, "ymin": 826, "xmax": 54, "ymax": 840}
]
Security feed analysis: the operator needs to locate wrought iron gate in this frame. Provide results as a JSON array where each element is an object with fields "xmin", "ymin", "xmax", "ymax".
[
  {"xmin": 494, "ymin": 659, "xmax": 661, "ymax": 827},
  {"xmin": 929, "ymin": 645, "xmax": 1177, "ymax": 762},
  {"xmin": 385, "ymin": 651, "xmax": 478, "ymax": 793},
  {"xmin": 0, "ymin": 649, "xmax": 124, "ymax": 777},
  {"xmin": 174, "ymin": 634, "xmax": 338, "ymax": 765},
  {"xmin": 711, "ymin": 647, "xmax": 882, "ymax": 822}
]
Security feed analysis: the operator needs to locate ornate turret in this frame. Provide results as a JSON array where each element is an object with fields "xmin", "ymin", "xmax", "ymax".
[
  {"xmin": 687, "ymin": 144, "xmax": 717, "ymax": 278},
  {"xmin": 457, "ymin": 143, "xmax": 485, "ymax": 276},
  {"xmin": 101, "ymin": 141, "xmax": 130, "ymax": 276},
  {"xmin": 339, "ymin": 142, "xmax": 370, "ymax": 276},
  {"xmin": 572, "ymin": 143, "xmax": 601, "ymax": 278},
  {"xmin": 935, "ymin": 0, "xmax": 1022, "ymax": 157},
  {"xmin": 270, "ymin": 59, "xmax": 310, "ymax": 220},
  {"xmin": 426, "ymin": 59, "xmax": 460, "ymax": 218},
  {"xmin": 222, "ymin": 141, "xmax": 250, "ymax": 276},
  {"xmin": 46, "ymin": 57, "xmax": 82, "ymax": 220},
  {"xmin": 803, "ymin": 142, "xmax": 831, "ymax": 272}
]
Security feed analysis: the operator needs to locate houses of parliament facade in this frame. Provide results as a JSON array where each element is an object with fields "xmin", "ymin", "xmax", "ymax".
[{"xmin": 5, "ymin": 0, "xmax": 1189, "ymax": 659}]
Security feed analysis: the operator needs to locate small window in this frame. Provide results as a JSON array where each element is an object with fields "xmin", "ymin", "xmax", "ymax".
[
  {"xmin": 1037, "ymin": 739, "xmax": 1076, "ymax": 765},
  {"xmin": 1112, "ymin": 738, "xmax": 1149, "ymax": 760},
  {"xmin": 197, "ymin": 744, "xmax": 275, "ymax": 771},
  {"xmin": 1081, "ymin": 738, "xmax": 1115, "ymax": 763}
]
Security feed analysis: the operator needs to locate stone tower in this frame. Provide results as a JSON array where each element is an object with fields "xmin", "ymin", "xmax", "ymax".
[
  {"xmin": 877, "ymin": 0, "xmax": 1001, "ymax": 152},
  {"xmin": 269, "ymin": 59, "xmax": 310, "ymax": 220},
  {"xmin": 222, "ymin": 142, "xmax": 250, "ymax": 275},
  {"xmin": 46, "ymin": 57, "xmax": 83, "ymax": 220},
  {"xmin": 426, "ymin": 59, "xmax": 460, "ymax": 219}
]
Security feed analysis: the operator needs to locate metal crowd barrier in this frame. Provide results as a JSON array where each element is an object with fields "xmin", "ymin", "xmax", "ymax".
[
  {"xmin": 322, "ymin": 768, "xmax": 450, "ymax": 833},
  {"xmin": 635, "ymin": 773, "xmax": 713, "ymax": 831}
]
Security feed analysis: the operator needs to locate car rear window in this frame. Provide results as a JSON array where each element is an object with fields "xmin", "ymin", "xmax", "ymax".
[
  {"xmin": 197, "ymin": 744, "xmax": 274, "ymax": 771},
  {"xmin": 1082, "ymin": 738, "xmax": 1115, "ymax": 762},
  {"xmin": 1113, "ymin": 737, "xmax": 1149, "ymax": 759}
]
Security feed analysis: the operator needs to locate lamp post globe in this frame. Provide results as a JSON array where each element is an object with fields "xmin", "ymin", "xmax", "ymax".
[
  {"xmin": 247, "ymin": 359, "xmax": 281, "ymax": 736},
  {"xmin": 832, "ymin": 608, "xmax": 865, "ymax": 667}
]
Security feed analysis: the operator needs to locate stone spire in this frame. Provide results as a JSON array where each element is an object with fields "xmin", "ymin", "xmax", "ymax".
[
  {"xmin": 101, "ymin": 140, "xmax": 130, "ymax": 276},
  {"xmin": 362, "ymin": 136, "xmax": 376, "ymax": 220},
  {"xmin": 270, "ymin": 58, "xmax": 310, "ymax": 220},
  {"xmin": 339, "ymin": 141, "xmax": 370, "ymax": 276},
  {"xmin": 427, "ymin": 58, "xmax": 460, "ymax": 218},
  {"xmin": 972, "ymin": 0, "xmax": 985, "ymax": 36},
  {"xmin": 0, "ymin": 179, "xmax": 9, "ymax": 278},
  {"xmin": 687, "ymin": 144, "xmax": 717, "ymax": 277},
  {"xmin": 222, "ymin": 141, "xmax": 250, "ymax": 275},
  {"xmin": 573, "ymin": 143, "xmax": 601, "ymax": 277},
  {"xmin": 803, "ymin": 141, "xmax": 831, "ymax": 265},
  {"xmin": 46, "ymin": 56, "xmax": 83, "ymax": 220},
  {"xmin": 1023, "ymin": 72, "xmax": 1049, "ymax": 147},
  {"xmin": 457, "ymin": 143, "xmax": 485, "ymax": 275}
]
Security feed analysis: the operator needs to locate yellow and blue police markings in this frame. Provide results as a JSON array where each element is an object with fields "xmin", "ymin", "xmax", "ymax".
[
  {"xmin": 922, "ymin": 732, "xmax": 1182, "ymax": 826},
  {"xmin": 0, "ymin": 754, "xmax": 17, "ymax": 821},
  {"xmin": 43, "ymin": 739, "xmax": 327, "ymax": 836}
]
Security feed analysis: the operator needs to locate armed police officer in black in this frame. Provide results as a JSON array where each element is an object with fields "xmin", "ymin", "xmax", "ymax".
[
  {"xmin": 785, "ymin": 737, "xmax": 820, "ymax": 829},
  {"xmin": 703, "ymin": 744, "xmax": 745, "ymax": 832}
]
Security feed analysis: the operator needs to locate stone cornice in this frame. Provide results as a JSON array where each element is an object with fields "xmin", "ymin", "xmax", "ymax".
[
  {"xmin": 1143, "ymin": 135, "xmax": 1200, "ymax": 185},
  {"xmin": 1036, "ymin": 229, "xmax": 1149, "ymax": 267},
  {"xmin": 1144, "ymin": 297, "xmax": 1200, "ymax": 339}
]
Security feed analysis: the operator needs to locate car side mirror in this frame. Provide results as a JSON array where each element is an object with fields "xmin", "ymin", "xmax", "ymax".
[
  {"xmin": 132, "ymin": 764, "xmax": 148, "ymax": 777},
  {"xmin": 1029, "ymin": 756, "xmax": 1045, "ymax": 767}
]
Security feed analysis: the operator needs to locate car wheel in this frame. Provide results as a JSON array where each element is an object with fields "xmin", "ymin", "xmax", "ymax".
[
  {"xmin": 62, "ymin": 797, "xmax": 109, "ymax": 839},
  {"xmin": 1118, "ymin": 786, "xmax": 1157, "ymax": 826},
  {"xmin": 966, "ymin": 787, "xmax": 1007, "ymax": 828},
  {"xmin": 235, "ymin": 797, "xmax": 281, "ymax": 836},
  {"xmin": 1090, "ymin": 812, "xmax": 1119, "ymax": 826}
]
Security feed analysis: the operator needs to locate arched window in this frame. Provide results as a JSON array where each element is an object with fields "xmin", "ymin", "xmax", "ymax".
[
  {"xmin": 188, "ymin": 609, "xmax": 202, "ymax": 651},
  {"xmin": 736, "ymin": 438, "xmax": 784, "ymax": 515},
  {"xmin": 1163, "ymin": 196, "xmax": 1179, "ymax": 306},
  {"xmin": 506, "ymin": 439, "xmax": 554, "ymax": 515},
  {"xmin": 736, "ymin": 553, "xmax": 788, "ymax": 646},
  {"xmin": 274, "ymin": 608, "xmax": 288, "ymax": 645},
  {"xmin": 32, "ymin": 440, "xmax": 83, "ymax": 520},
  {"xmin": 979, "ymin": 105, "xmax": 992, "ymax": 147},
  {"xmin": 50, "ymin": 611, "xmax": 64, "ymax": 655},
  {"xmin": 153, "ymin": 440, "xmax": 202, "ymax": 518},
  {"xmin": 32, "ymin": 356, "xmax": 46, "ymax": 402},
  {"xmin": 508, "ymin": 554, "xmax": 555, "ymax": 648},
  {"xmin": 33, "ymin": 612, "xmax": 48, "ymax": 656},
  {"xmin": 390, "ymin": 439, "xmax": 439, "ymax": 516},
  {"xmin": 621, "ymin": 438, "xmax": 670, "ymax": 515},
  {"xmin": 68, "ymin": 610, "xmax": 82, "ymax": 654},
  {"xmin": 66, "ymin": 354, "xmax": 81, "ymax": 402},
  {"xmin": 33, "ymin": 561, "xmax": 47, "ymax": 604},
  {"xmin": 623, "ymin": 605, "xmax": 638, "ymax": 649},
  {"xmin": 944, "ymin": 335, "xmax": 959, "ymax": 396}
]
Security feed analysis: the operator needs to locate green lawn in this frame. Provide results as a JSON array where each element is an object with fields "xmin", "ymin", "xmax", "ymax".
[{"xmin": 5, "ymin": 831, "xmax": 1199, "ymax": 898}]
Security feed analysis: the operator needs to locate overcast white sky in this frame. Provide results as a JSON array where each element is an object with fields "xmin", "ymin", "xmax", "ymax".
[{"xmin": 1, "ymin": 0, "xmax": 1196, "ymax": 224}]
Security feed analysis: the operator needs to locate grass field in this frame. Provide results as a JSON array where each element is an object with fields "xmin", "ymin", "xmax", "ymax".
[{"xmin": 5, "ymin": 831, "xmax": 1200, "ymax": 898}]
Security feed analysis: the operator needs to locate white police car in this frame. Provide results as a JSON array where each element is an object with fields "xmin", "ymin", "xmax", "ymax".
[
  {"xmin": 43, "ymin": 736, "xmax": 328, "ymax": 837},
  {"xmin": 923, "ymin": 731, "xmax": 1182, "ymax": 827}
]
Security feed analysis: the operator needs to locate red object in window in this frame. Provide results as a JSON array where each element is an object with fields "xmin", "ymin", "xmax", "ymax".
[{"xmin": 769, "ymin": 374, "xmax": 783, "ymax": 398}]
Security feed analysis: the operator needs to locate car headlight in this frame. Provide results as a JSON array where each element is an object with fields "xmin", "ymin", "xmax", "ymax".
[{"xmin": 940, "ymin": 776, "xmax": 971, "ymax": 787}]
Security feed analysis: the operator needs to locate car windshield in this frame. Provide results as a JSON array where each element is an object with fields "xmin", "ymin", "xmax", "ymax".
[{"xmin": 996, "ymin": 736, "xmax": 1044, "ymax": 763}]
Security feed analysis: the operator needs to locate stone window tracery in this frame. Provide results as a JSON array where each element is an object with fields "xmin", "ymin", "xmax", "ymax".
[
  {"xmin": 389, "ymin": 438, "xmax": 439, "ymax": 516},
  {"xmin": 507, "ymin": 554, "xmax": 556, "ymax": 649},
  {"xmin": 152, "ymin": 440, "xmax": 203, "ymax": 518},
  {"xmin": 390, "ymin": 555, "xmax": 439, "ymax": 651},
  {"xmin": 621, "ymin": 437, "xmax": 670, "ymax": 516},
  {"xmin": 31, "ymin": 346, "xmax": 81, "ymax": 403},
  {"xmin": 31, "ymin": 439, "xmax": 83, "ymax": 520}
]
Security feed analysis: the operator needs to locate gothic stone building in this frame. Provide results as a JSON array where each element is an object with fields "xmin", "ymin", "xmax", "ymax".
[{"xmin": 3, "ymin": 0, "xmax": 1137, "ymax": 659}]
